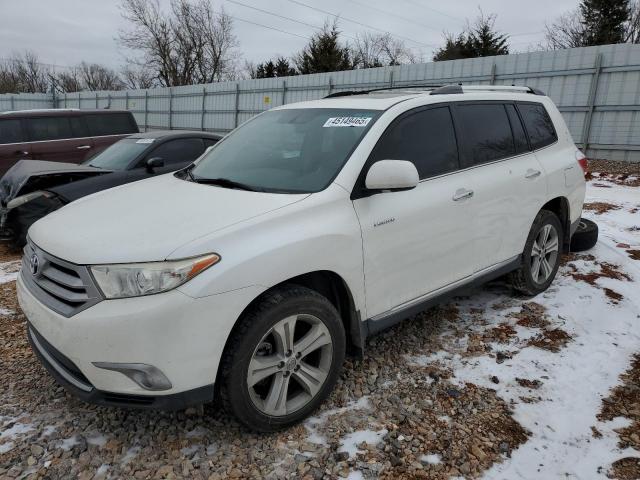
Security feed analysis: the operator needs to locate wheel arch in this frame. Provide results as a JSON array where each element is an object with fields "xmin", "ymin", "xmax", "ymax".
[
  {"xmin": 214, "ymin": 270, "xmax": 364, "ymax": 388},
  {"xmin": 540, "ymin": 196, "xmax": 571, "ymax": 252}
]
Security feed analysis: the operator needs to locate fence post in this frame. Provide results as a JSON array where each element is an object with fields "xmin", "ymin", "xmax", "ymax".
[
  {"xmin": 10, "ymin": 95, "xmax": 14, "ymax": 111},
  {"xmin": 125, "ymin": 91, "xmax": 129, "ymax": 111},
  {"xmin": 201, "ymin": 86, "xmax": 207, "ymax": 131},
  {"xmin": 233, "ymin": 83, "xmax": 240, "ymax": 128},
  {"xmin": 78, "ymin": 92, "xmax": 81, "ymax": 109},
  {"xmin": 144, "ymin": 90, "xmax": 148, "ymax": 132},
  {"xmin": 489, "ymin": 63, "xmax": 497, "ymax": 85},
  {"xmin": 107, "ymin": 94, "xmax": 111, "ymax": 109},
  {"xmin": 581, "ymin": 53, "xmax": 603, "ymax": 152},
  {"xmin": 328, "ymin": 77, "xmax": 333, "ymax": 95},
  {"xmin": 168, "ymin": 87, "xmax": 173, "ymax": 130},
  {"xmin": 64, "ymin": 93, "xmax": 67, "ymax": 108},
  {"xmin": 51, "ymin": 84, "xmax": 56, "ymax": 109},
  {"xmin": 282, "ymin": 80, "xmax": 287, "ymax": 105},
  {"xmin": 389, "ymin": 69, "xmax": 394, "ymax": 88},
  {"xmin": 95, "ymin": 92, "xmax": 98, "ymax": 108}
]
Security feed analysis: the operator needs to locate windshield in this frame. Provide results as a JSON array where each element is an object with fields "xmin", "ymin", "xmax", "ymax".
[
  {"xmin": 84, "ymin": 138, "xmax": 150, "ymax": 170},
  {"xmin": 189, "ymin": 108, "xmax": 380, "ymax": 193}
]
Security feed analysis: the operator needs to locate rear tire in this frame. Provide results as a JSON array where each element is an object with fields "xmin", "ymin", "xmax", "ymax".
[
  {"xmin": 570, "ymin": 218, "xmax": 598, "ymax": 252},
  {"xmin": 510, "ymin": 210, "xmax": 563, "ymax": 296},
  {"xmin": 219, "ymin": 285, "xmax": 346, "ymax": 432}
]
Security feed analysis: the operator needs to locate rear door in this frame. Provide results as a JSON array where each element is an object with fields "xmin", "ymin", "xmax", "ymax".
[
  {"xmin": 86, "ymin": 112, "xmax": 139, "ymax": 156},
  {"xmin": 353, "ymin": 105, "xmax": 475, "ymax": 319},
  {"xmin": 26, "ymin": 115, "xmax": 93, "ymax": 164},
  {"xmin": 452, "ymin": 102, "xmax": 546, "ymax": 271},
  {"xmin": 0, "ymin": 118, "xmax": 31, "ymax": 176}
]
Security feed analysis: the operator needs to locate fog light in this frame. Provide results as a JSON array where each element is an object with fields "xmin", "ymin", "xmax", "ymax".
[{"xmin": 92, "ymin": 362, "xmax": 172, "ymax": 391}]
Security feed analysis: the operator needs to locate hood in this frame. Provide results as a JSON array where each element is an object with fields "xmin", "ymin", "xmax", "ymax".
[
  {"xmin": 29, "ymin": 173, "xmax": 308, "ymax": 264},
  {"xmin": 0, "ymin": 160, "xmax": 106, "ymax": 205}
]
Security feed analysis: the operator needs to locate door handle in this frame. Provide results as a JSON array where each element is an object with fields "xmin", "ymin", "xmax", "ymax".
[
  {"xmin": 452, "ymin": 188, "xmax": 474, "ymax": 201},
  {"xmin": 14, "ymin": 150, "xmax": 28, "ymax": 155},
  {"xmin": 525, "ymin": 169, "xmax": 541, "ymax": 179},
  {"xmin": 76, "ymin": 145, "xmax": 92, "ymax": 150}
]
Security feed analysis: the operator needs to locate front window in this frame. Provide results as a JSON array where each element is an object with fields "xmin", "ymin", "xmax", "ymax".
[
  {"xmin": 84, "ymin": 138, "xmax": 150, "ymax": 170},
  {"xmin": 189, "ymin": 108, "xmax": 380, "ymax": 193}
]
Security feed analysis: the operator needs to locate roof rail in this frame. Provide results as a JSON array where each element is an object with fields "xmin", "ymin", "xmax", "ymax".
[
  {"xmin": 430, "ymin": 84, "xmax": 546, "ymax": 96},
  {"xmin": 323, "ymin": 84, "xmax": 443, "ymax": 98}
]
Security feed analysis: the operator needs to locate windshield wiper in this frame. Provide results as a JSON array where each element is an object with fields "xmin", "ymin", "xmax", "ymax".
[{"xmin": 191, "ymin": 176, "xmax": 263, "ymax": 192}]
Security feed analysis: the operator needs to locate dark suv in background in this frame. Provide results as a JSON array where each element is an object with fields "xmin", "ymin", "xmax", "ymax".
[{"xmin": 0, "ymin": 109, "xmax": 138, "ymax": 175}]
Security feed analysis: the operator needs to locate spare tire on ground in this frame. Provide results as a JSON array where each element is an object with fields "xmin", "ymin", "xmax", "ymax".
[{"xmin": 570, "ymin": 218, "xmax": 598, "ymax": 252}]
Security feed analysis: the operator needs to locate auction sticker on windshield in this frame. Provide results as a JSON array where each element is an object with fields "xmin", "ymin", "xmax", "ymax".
[{"xmin": 323, "ymin": 117, "xmax": 372, "ymax": 128}]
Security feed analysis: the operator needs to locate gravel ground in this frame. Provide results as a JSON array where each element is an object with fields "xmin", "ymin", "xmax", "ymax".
[{"xmin": 1, "ymin": 161, "xmax": 639, "ymax": 480}]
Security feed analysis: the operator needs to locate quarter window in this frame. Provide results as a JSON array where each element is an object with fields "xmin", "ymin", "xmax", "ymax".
[
  {"xmin": 85, "ymin": 113, "xmax": 137, "ymax": 136},
  {"xmin": 0, "ymin": 119, "xmax": 24, "ymax": 144},
  {"xmin": 517, "ymin": 103, "xmax": 557, "ymax": 150},
  {"xmin": 27, "ymin": 117, "xmax": 73, "ymax": 141},
  {"xmin": 456, "ymin": 104, "xmax": 515, "ymax": 166},
  {"xmin": 371, "ymin": 106, "xmax": 459, "ymax": 179}
]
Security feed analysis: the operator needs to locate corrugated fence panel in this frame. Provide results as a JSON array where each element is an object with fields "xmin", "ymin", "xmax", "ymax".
[{"xmin": 2, "ymin": 44, "xmax": 640, "ymax": 161}]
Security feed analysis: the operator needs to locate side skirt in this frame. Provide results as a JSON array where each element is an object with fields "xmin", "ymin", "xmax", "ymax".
[{"xmin": 363, "ymin": 255, "xmax": 521, "ymax": 338}]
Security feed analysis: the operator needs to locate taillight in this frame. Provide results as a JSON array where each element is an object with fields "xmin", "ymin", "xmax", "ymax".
[{"xmin": 576, "ymin": 150, "xmax": 588, "ymax": 177}]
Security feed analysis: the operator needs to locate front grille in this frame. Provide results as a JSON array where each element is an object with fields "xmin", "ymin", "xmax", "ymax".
[{"xmin": 22, "ymin": 240, "xmax": 102, "ymax": 317}]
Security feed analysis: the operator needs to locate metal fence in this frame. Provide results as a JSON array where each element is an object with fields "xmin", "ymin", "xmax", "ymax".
[{"xmin": 2, "ymin": 43, "xmax": 640, "ymax": 162}]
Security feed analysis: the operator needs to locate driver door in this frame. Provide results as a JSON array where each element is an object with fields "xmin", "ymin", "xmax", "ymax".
[{"xmin": 352, "ymin": 105, "xmax": 475, "ymax": 319}]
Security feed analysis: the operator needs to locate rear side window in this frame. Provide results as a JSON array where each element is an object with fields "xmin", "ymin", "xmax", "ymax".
[
  {"xmin": 27, "ymin": 117, "xmax": 73, "ymax": 141},
  {"xmin": 146, "ymin": 138, "xmax": 205, "ymax": 165},
  {"xmin": 518, "ymin": 103, "xmax": 557, "ymax": 150},
  {"xmin": 85, "ymin": 113, "xmax": 137, "ymax": 137},
  {"xmin": 371, "ymin": 106, "xmax": 458, "ymax": 179},
  {"xmin": 0, "ymin": 119, "xmax": 24, "ymax": 144},
  {"xmin": 70, "ymin": 116, "xmax": 89, "ymax": 138},
  {"xmin": 505, "ymin": 104, "xmax": 529, "ymax": 154},
  {"xmin": 456, "ymin": 103, "xmax": 515, "ymax": 166}
]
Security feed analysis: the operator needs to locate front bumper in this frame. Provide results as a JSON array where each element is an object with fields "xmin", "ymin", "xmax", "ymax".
[{"xmin": 17, "ymin": 272, "xmax": 263, "ymax": 408}]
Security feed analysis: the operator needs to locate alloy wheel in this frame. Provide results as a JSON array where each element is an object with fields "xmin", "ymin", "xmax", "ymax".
[
  {"xmin": 247, "ymin": 314, "xmax": 333, "ymax": 416},
  {"xmin": 530, "ymin": 223, "xmax": 559, "ymax": 283}
]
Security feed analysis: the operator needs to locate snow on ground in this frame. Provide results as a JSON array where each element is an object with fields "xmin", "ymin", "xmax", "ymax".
[
  {"xmin": 0, "ymin": 260, "xmax": 20, "ymax": 284},
  {"xmin": 405, "ymin": 179, "xmax": 640, "ymax": 479}
]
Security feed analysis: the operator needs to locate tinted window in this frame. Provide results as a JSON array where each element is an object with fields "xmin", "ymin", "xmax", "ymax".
[
  {"xmin": 70, "ymin": 116, "xmax": 89, "ymax": 138},
  {"xmin": 518, "ymin": 103, "xmax": 557, "ymax": 150},
  {"xmin": 371, "ymin": 107, "xmax": 458, "ymax": 179},
  {"xmin": 456, "ymin": 104, "xmax": 515, "ymax": 166},
  {"xmin": 0, "ymin": 119, "xmax": 24, "ymax": 144},
  {"xmin": 27, "ymin": 117, "xmax": 73, "ymax": 141},
  {"xmin": 505, "ymin": 104, "xmax": 529, "ymax": 154},
  {"xmin": 147, "ymin": 138, "xmax": 204, "ymax": 165},
  {"xmin": 85, "ymin": 113, "xmax": 137, "ymax": 136}
]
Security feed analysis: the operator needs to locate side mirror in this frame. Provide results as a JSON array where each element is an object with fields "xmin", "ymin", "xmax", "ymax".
[
  {"xmin": 365, "ymin": 160, "xmax": 419, "ymax": 191},
  {"xmin": 146, "ymin": 157, "xmax": 165, "ymax": 173}
]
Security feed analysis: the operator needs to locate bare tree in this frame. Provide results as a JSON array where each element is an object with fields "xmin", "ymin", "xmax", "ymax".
[
  {"xmin": 0, "ymin": 51, "xmax": 51, "ymax": 94},
  {"xmin": 350, "ymin": 32, "xmax": 419, "ymax": 68},
  {"xmin": 54, "ymin": 69, "xmax": 83, "ymax": 93},
  {"xmin": 626, "ymin": 0, "xmax": 640, "ymax": 43},
  {"xmin": 118, "ymin": 0, "xmax": 240, "ymax": 86},
  {"xmin": 78, "ymin": 62, "xmax": 124, "ymax": 91},
  {"xmin": 121, "ymin": 65, "xmax": 158, "ymax": 89}
]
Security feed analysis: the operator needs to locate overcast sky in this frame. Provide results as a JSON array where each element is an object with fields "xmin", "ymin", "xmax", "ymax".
[{"xmin": 0, "ymin": 0, "xmax": 580, "ymax": 73}]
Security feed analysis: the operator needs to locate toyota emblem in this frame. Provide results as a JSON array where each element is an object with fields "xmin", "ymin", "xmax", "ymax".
[{"xmin": 29, "ymin": 253, "xmax": 39, "ymax": 276}]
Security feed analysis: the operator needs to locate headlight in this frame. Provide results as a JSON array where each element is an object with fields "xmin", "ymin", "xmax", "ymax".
[
  {"xmin": 90, "ymin": 253, "xmax": 220, "ymax": 299},
  {"xmin": 6, "ymin": 191, "xmax": 53, "ymax": 210}
]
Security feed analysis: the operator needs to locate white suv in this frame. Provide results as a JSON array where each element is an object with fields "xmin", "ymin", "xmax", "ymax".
[{"xmin": 17, "ymin": 85, "xmax": 587, "ymax": 431}]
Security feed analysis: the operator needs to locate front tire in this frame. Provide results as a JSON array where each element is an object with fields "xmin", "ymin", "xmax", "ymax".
[
  {"xmin": 510, "ymin": 210, "xmax": 563, "ymax": 296},
  {"xmin": 219, "ymin": 285, "xmax": 346, "ymax": 432}
]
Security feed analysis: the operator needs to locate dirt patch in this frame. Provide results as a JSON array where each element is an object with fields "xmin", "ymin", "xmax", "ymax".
[
  {"xmin": 0, "ymin": 244, "xmax": 21, "ymax": 264},
  {"xmin": 583, "ymin": 202, "xmax": 622, "ymax": 215},
  {"xmin": 603, "ymin": 288, "xmax": 624, "ymax": 304},
  {"xmin": 526, "ymin": 328, "xmax": 572, "ymax": 352},
  {"xmin": 515, "ymin": 378, "xmax": 542, "ymax": 389},
  {"xmin": 483, "ymin": 323, "xmax": 518, "ymax": 343},
  {"xmin": 627, "ymin": 250, "xmax": 640, "ymax": 261},
  {"xmin": 568, "ymin": 261, "xmax": 632, "ymax": 286},
  {"xmin": 588, "ymin": 160, "xmax": 640, "ymax": 187},
  {"xmin": 508, "ymin": 302, "xmax": 551, "ymax": 329},
  {"xmin": 598, "ymin": 354, "xmax": 640, "ymax": 479}
]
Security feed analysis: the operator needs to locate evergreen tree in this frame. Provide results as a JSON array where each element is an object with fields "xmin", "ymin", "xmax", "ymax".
[
  {"xmin": 294, "ymin": 21, "xmax": 354, "ymax": 74},
  {"xmin": 433, "ymin": 12, "xmax": 509, "ymax": 61},
  {"xmin": 580, "ymin": 0, "xmax": 629, "ymax": 45},
  {"xmin": 253, "ymin": 57, "xmax": 297, "ymax": 78}
]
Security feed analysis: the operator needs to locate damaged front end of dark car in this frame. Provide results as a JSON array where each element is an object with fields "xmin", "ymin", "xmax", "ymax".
[{"xmin": 0, "ymin": 160, "xmax": 107, "ymax": 247}]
